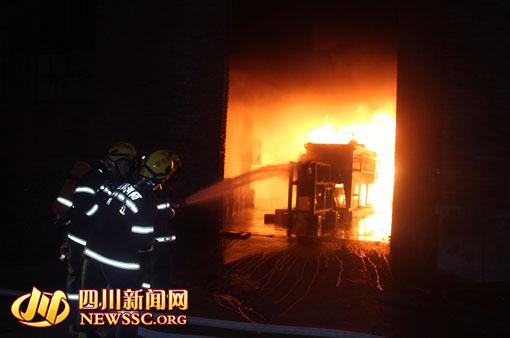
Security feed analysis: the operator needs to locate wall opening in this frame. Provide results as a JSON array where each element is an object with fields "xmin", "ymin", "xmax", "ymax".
[{"xmin": 225, "ymin": 1, "xmax": 397, "ymax": 242}]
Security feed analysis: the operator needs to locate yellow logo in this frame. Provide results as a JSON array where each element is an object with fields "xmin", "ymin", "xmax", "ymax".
[{"xmin": 11, "ymin": 287, "xmax": 70, "ymax": 327}]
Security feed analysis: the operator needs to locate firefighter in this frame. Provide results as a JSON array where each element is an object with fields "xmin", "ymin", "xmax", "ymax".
[
  {"xmin": 81, "ymin": 149, "xmax": 178, "ymax": 338},
  {"xmin": 151, "ymin": 152, "xmax": 185, "ymax": 287},
  {"xmin": 153, "ymin": 151, "xmax": 184, "ymax": 242},
  {"xmin": 58, "ymin": 142, "xmax": 137, "ymax": 335}
]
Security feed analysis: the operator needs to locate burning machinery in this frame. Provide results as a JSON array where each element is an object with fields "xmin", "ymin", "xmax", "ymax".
[{"xmin": 266, "ymin": 141, "xmax": 377, "ymax": 238}]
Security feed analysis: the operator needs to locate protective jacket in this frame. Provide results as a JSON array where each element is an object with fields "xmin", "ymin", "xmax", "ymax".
[
  {"xmin": 52, "ymin": 160, "xmax": 92, "ymax": 220},
  {"xmin": 65, "ymin": 160, "xmax": 119, "ymax": 246},
  {"xmin": 154, "ymin": 196, "xmax": 178, "ymax": 244},
  {"xmin": 83, "ymin": 179, "xmax": 166, "ymax": 273}
]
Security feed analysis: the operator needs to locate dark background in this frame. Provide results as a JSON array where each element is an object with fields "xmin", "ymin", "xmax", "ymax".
[
  {"xmin": 0, "ymin": 0, "xmax": 229, "ymax": 283},
  {"xmin": 230, "ymin": 0, "xmax": 397, "ymax": 62},
  {"xmin": 0, "ymin": 0, "xmax": 398, "ymax": 268},
  {"xmin": 0, "ymin": 0, "xmax": 509, "ymax": 290},
  {"xmin": 1, "ymin": 1, "xmax": 510, "ymax": 338}
]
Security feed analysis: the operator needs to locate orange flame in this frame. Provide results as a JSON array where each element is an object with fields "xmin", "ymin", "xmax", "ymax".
[
  {"xmin": 309, "ymin": 110, "xmax": 395, "ymax": 213},
  {"xmin": 225, "ymin": 68, "xmax": 396, "ymax": 242},
  {"xmin": 308, "ymin": 109, "xmax": 395, "ymax": 241}
]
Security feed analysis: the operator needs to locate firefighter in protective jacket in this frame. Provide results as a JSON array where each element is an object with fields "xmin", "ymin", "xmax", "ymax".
[
  {"xmin": 81, "ymin": 149, "xmax": 178, "ymax": 337},
  {"xmin": 57, "ymin": 142, "xmax": 137, "ymax": 335}
]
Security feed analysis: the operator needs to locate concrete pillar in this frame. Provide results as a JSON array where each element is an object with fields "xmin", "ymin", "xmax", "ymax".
[
  {"xmin": 393, "ymin": 1, "xmax": 510, "ymax": 283},
  {"xmin": 391, "ymin": 0, "xmax": 443, "ymax": 283}
]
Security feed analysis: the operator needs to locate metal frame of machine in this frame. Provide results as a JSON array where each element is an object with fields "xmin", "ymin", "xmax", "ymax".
[
  {"xmin": 286, "ymin": 161, "xmax": 338, "ymax": 238},
  {"xmin": 283, "ymin": 141, "xmax": 377, "ymax": 238}
]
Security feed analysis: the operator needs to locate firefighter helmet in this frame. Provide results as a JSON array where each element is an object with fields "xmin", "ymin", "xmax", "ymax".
[
  {"xmin": 140, "ymin": 149, "xmax": 175, "ymax": 181},
  {"xmin": 107, "ymin": 142, "xmax": 137, "ymax": 162}
]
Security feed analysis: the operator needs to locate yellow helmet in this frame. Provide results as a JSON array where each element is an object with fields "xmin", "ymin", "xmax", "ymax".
[
  {"xmin": 107, "ymin": 142, "xmax": 137, "ymax": 162},
  {"xmin": 140, "ymin": 149, "xmax": 175, "ymax": 181}
]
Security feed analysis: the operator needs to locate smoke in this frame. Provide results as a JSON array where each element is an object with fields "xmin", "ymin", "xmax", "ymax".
[
  {"xmin": 226, "ymin": 1, "xmax": 397, "ymax": 211},
  {"xmin": 226, "ymin": 54, "xmax": 396, "ymax": 210}
]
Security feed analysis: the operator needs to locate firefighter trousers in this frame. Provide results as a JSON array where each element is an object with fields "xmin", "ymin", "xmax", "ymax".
[
  {"xmin": 66, "ymin": 239, "xmax": 84, "ymax": 334},
  {"xmin": 82, "ymin": 257, "xmax": 143, "ymax": 338}
]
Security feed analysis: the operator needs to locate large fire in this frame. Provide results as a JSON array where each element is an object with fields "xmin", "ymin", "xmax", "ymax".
[
  {"xmin": 225, "ymin": 68, "xmax": 396, "ymax": 242},
  {"xmin": 309, "ymin": 110, "xmax": 396, "ymax": 214},
  {"xmin": 308, "ymin": 111, "xmax": 395, "ymax": 241}
]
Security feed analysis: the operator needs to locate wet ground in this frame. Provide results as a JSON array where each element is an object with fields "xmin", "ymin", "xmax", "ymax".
[
  {"xmin": 207, "ymin": 208, "xmax": 394, "ymax": 336},
  {"xmin": 1, "ymin": 209, "xmax": 510, "ymax": 337},
  {"xmin": 159, "ymin": 208, "xmax": 510, "ymax": 337},
  {"xmin": 223, "ymin": 208, "xmax": 392, "ymax": 243},
  {"xmin": 217, "ymin": 238, "xmax": 393, "ymax": 333}
]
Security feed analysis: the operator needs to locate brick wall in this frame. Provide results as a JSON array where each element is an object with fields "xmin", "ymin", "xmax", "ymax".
[
  {"xmin": 0, "ymin": 0, "xmax": 97, "ymax": 263},
  {"xmin": 0, "ymin": 1, "xmax": 229, "ymax": 271},
  {"xmin": 90, "ymin": 0, "xmax": 229, "ymax": 283},
  {"xmin": 91, "ymin": 0, "xmax": 228, "ymax": 195}
]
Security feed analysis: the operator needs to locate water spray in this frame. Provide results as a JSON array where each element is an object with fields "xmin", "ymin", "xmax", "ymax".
[{"xmin": 185, "ymin": 163, "xmax": 290, "ymax": 205}]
